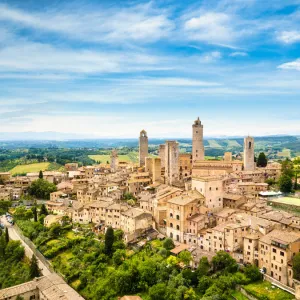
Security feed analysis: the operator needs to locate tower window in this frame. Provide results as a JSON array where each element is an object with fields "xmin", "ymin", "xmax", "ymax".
[{"xmin": 249, "ymin": 142, "xmax": 251, "ymax": 149}]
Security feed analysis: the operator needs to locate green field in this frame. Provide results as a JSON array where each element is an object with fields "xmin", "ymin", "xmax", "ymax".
[
  {"xmin": 89, "ymin": 152, "xmax": 139, "ymax": 163},
  {"xmin": 269, "ymin": 197, "xmax": 300, "ymax": 207},
  {"xmin": 208, "ymin": 140, "xmax": 222, "ymax": 148},
  {"xmin": 277, "ymin": 148, "xmax": 291, "ymax": 158},
  {"xmin": 225, "ymin": 140, "xmax": 241, "ymax": 148},
  {"xmin": 9, "ymin": 162, "xmax": 50, "ymax": 175},
  {"xmin": 244, "ymin": 281, "xmax": 294, "ymax": 300}
]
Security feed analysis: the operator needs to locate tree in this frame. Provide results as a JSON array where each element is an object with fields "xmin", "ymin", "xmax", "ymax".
[
  {"xmin": 5, "ymin": 227, "xmax": 9, "ymax": 244},
  {"xmin": 197, "ymin": 256, "xmax": 210, "ymax": 278},
  {"xmin": 257, "ymin": 152, "xmax": 267, "ymax": 167},
  {"xmin": 279, "ymin": 174, "xmax": 293, "ymax": 193},
  {"xmin": 149, "ymin": 283, "xmax": 167, "ymax": 300},
  {"xmin": 198, "ymin": 276, "xmax": 213, "ymax": 295},
  {"xmin": 28, "ymin": 179, "xmax": 57, "ymax": 200},
  {"xmin": 295, "ymin": 173, "xmax": 298, "ymax": 190},
  {"xmin": 104, "ymin": 227, "xmax": 114, "ymax": 256},
  {"xmin": 166, "ymin": 255, "xmax": 178, "ymax": 266},
  {"xmin": 211, "ymin": 251, "xmax": 238, "ymax": 273},
  {"xmin": 0, "ymin": 235, "xmax": 6, "ymax": 257},
  {"xmin": 39, "ymin": 170, "xmax": 43, "ymax": 179},
  {"xmin": 39, "ymin": 204, "xmax": 48, "ymax": 216},
  {"xmin": 112, "ymin": 249, "xmax": 126, "ymax": 266},
  {"xmin": 244, "ymin": 265, "xmax": 262, "ymax": 282},
  {"xmin": 29, "ymin": 255, "xmax": 40, "ymax": 278},
  {"xmin": 293, "ymin": 253, "xmax": 300, "ymax": 281},
  {"xmin": 281, "ymin": 159, "xmax": 294, "ymax": 178},
  {"xmin": 178, "ymin": 250, "xmax": 192, "ymax": 265},
  {"xmin": 163, "ymin": 238, "xmax": 175, "ymax": 250}
]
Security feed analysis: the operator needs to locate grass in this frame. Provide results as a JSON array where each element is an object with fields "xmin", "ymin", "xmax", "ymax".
[
  {"xmin": 269, "ymin": 196, "xmax": 300, "ymax": 207},
  {"xmin": 277, "ymin": 148, "xmax": 291, "ymax": 158},
  {"xmin": 89, "ymin": 152, "xmax": 139, "ymax": 163},
  {"xmin": 231, "ymin": 290, "xmax": 248, "ymax": 300},
  {"xmin": 9, "ymin": 162, "xmax": 50, "ymax": 175},
  {"xmin": 207, "ymin": 140, "xmax": 223, "ymax": 148},
  {"xmin": 225, "ymin": 140, "xmax": 242, "ymax": 148},
  {"xmin": 244, "ymin": 281, "xmax": 294, "ymax": 300}
]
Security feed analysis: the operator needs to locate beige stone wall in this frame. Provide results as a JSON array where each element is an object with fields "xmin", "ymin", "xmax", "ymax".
[
  {"xmin": 165, "ymin": 141, "xmax": 179, "ymax": 185},
  {"xmin": 159, "ymin": 144, "xmax": 165, "ymax": 168},
  {"xmin": 224, "ymin": 152, "xmax": 232, "ymax": 162},
  {"xmin": 244, "ymin": 136, "xmax": 255, "ymax": 171},
  {"xmin": 139, "ymin": 130, "xmax": 148, "ymax": 167},
  {"xmin": 192, "ymin": 117, "xmax": 205, "ymax": 162}
]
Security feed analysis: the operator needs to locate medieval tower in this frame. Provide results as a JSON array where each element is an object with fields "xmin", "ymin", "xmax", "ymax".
[
  {"xmin": 110, "ymin": 149, "xmax": 119, "ymax": 172},
  {"xmin": 192, "ymin": 117, "xmax": 205, "ymax": 162},
  {"xmin": 165, "ymin": 141, "xmax": 179, "ymax": 185},
  {"xmin": 243, "ymin": 136, "xmax": 255, "ymax": 171},
  {"xmin": 139, "ymin": 130, "xmax": 148, "ymax": 167}
]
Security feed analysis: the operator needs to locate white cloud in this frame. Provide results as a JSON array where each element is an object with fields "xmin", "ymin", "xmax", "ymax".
[
  {"xmin": 118, "ymin": 77, "xmax": 222, "ymax": 87},
  {"xmin": 278, "ymin": 59, "xmax": 300, "ymax": 71},
  {"xmin": 184, "ymin": 12, "xmax": 235, "ymax": 45},
  {"xmin": 0, "ymin": 3, "xmax": 174, "ymax": 44},
  {"xmin": 230, "ymin": 51, "xmax": 248, "ymax": 57},
  {"xmin": 277, "ymin": 30, "xmax": 300, "ymax": 44},
  {"xmin": 0, "ymin": 41, "xmax": 166, "ymax": 74}
]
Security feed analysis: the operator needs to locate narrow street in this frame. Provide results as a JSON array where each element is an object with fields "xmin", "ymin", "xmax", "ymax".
[{"xmin": 0, "ymin": 216, "xmax": 51, "ymax": 276}]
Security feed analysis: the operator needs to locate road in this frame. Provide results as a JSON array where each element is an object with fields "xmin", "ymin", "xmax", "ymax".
[{"xmin": 0, "ymin": 215, "xmax": 51, "ymax": 276}]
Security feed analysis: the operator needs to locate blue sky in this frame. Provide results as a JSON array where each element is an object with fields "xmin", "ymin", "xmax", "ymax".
[{"xmin": 0, "ymin": 0, "xmax": 300, "ymax": 138}]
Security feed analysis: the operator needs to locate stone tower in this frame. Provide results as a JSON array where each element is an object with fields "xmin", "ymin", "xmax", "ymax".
[
  {"xmin": 158, "ymin": 144, "xmax": 165, "ymax": 168},
  {"xmin": 165, "ymin": 141, "xmax": 179, "ymax": 185},
  {"xmin": 192, "ymin": 117, "xmax": 205, "ymax": 162},
  {"xmin": 139, "ymin": 130, "xmax": 148, "ymax": 167},
  {"xmin": 110, "ymin": 149, "xmax": 119, "ymax": 172},
  {"xmin": 243, "ymin": 136, "xmax": 255, "ymax": 171}
]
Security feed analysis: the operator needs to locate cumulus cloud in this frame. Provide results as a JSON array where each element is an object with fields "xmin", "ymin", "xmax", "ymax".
[
  {"xmin": 184, "ymin": 12, "xmax": 235, "ymax": 45},
  {"xmin": 277, "ymin": 31, "xmax": 300, "ymax": 44},
  {"xmin": 278, "ymin": 59, "xmax": 300, "ymax": 71}
]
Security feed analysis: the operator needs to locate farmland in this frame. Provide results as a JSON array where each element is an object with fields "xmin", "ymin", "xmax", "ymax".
[{"xmin": 9, "ymin": 162, "xmax": 50, "ymax": 175}]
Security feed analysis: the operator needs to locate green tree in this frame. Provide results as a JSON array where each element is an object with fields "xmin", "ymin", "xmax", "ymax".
[
  {"xmin": 295, "ymin": 173, "xmax": 298, "ymax": 190},
  {"xmin": 211, "ymin": 251, "xmax": 238, "ymax": 273},
  {"xmin": 28, "ymin": 179, "xmax": 57, "ymax": 200},
  {"xmin": 112, "ymin": 249, "xmax": 126, "ymax": 266},
  {"xmin": 293, "ymin": 253, "xmax": 300, "ymax": 280},
  {"xmin": 5, "ymin": 227, "xmax": 9, "ymax": 244},
  {"xmin": 149, "ymin": 283, "xmax": 167, "ymax": 300},
  {"xmin": 0, "ymin": 235, "xmax": 6, "ymax": 257},
  {"xmin": 244, "ymin": 265, "xmax": 262, "ymax": 282},
  {"xmin": 257, "ymin": 152, "xmax": 268, "ymax": 167},
  {"xmin": 197, "ymin": 256, "xmax": 210, "ymax": 278},
  {"xmin": 29, "ymin": 255, "xmax": 40, "ymax": 278},
  {"xmin": 198, "ymin": 276, "xmax": 213, "ymax": 295},
  {"xmin": 279, "ymin": 174, "xmax": 293, "ymax": 193},
  {"xmin": 104, "ymin": 226, "xmax": 114, "ymax": 256},
  {"xmin": 39, "ymin": 204, "xmax": 48, "ymax": 216},
  {"xmin": 163, "ymin": 238, "xmax": 175, "ymax": 250},
  {"xmin": 32, "ymin": 206, "xmax": 38, "ymax": 222},
  {"xmin": 178, "ymin": 250, "xmax": 192, "ymax": 265},
  {"xmin": 39, "ymin": 170, "xmax": 43, "ymax": 179},
  {"xmin": 281, "ymin": 158, "xmax": 294, "ymax": 178}
]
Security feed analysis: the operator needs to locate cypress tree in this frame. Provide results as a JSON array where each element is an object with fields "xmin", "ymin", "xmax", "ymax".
[
  {"xmin": 5, "ymin": 227, "xmax": 9, "ymax": 244},
  {"xmin": 32, "ymin": 206, "xmax": 38, "ymax": 222},
  {"xmin": 295, "ymin": 173, "xmax": 298, "ymax": 190},
  {"xmin": 39, "ymin": 204, "xmax": 48, "ymax": 216},
  {"xmin": 29, "ymin": 255, "xmax": 40, "ymax": 278},
  {"xmin": 39, "ymin": 170, "xmax": 43, "ymax": 179},
  {"xmin": 104, "ymin": 227, "xmax": 114, "ymax": 256}
]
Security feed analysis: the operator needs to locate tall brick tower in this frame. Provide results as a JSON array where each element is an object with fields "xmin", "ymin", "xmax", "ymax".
[
  {"xmin": 192, "ymin": 117, "xmax": 205, "ymax": 162},
  {"xmin": 243, "ymin": 136, "xmax": 255, "ymax": 171},
  {"xmin": 139, "ymin": 130, "xmax": 148, "ymax": 167}
]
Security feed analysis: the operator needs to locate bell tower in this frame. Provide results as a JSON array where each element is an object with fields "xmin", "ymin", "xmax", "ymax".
[
  {"xmin": 192, "ymin": 117, "xmax": 205, "ymax": 162},
  {"xmin": 139, "ymin": 130, "xmax": 148, "ymax": 167},
  {"xmin": 243, "ymin": 136, "xmax": 255, "ymax": 171}
]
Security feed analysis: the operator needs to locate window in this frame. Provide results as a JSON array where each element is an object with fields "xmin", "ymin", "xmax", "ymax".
[
  {"xmin": 176, "ymin": 225, "xmax": 180, "ymax": 230},
  {"xmin": 176, "ymin": 215, "xmax": 180, "ymax": 220},
  {"xmin": 280, "ymin": 251, "xmax": 284, "ymax": 256},
  {"xmin": 272, "ymin": 248, "xmax": 277, "ymax": 253},
  {"xmin": 170, "ymin": 223, "xmax": 173, "ymax": 228}
]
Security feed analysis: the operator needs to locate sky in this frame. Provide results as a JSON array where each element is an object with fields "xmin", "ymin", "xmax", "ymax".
[{"xmin": 0, "ymin": 0, "xmax": 300, "ymax": 139}]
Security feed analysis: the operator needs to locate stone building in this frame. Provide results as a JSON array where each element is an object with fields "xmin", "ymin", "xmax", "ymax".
[
  {"xmin": 192, "ymin": 176, "xmax": 223, "ymax": 212},
  {"xmin": 179, "ymin": 153, "xmax": 192, "ymax": 181},
  {"xmin": 244, "ymin": 136, "xmax": 255, "ymax": 171},
  {"xmin": 110, "ymin": 149, "xmax": 119, "ymax": 172},
  {"xmin": 139, "ymin": 130, "xmax": 148, "ymax": 167},
  {"xmin": 159, "ymin": 144, "xmax": 166, "ymax": 168},
  {"xmin": 0, "ymin": 273, "xmax": 84, "ymax": 300},
  {"xmin": 165, "ymin": 141, "xmax": 179, "ymax": 185},
  {"xmin": 192, "ymin": 117, "xmax": 205, "ymax": 162},
  {"xmin": 145, "ymin": 157, "xmax": 161, "ymax": 183}
]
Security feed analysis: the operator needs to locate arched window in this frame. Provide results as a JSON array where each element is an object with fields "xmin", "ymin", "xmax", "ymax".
[
  {"xmin": 176, "ymin": 215, "xmax": 180, "ymax": 220},
  {"xmin": 170, "ymin": 232, "xmax": 173, "ymax": 238},
  {"xmin": 170, "ymin": 213, "xmax": 173, "ymax": 218},
  {"xmin": 176, "ymin": 225, "xmax": 180, "ymax": 230},
  {"xmin": 170, "ymin": 223, "xmax": 173, "ymax": 228}
]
